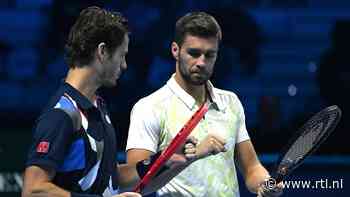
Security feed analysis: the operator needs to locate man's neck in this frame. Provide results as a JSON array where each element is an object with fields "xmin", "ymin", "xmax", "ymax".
[
  {"xmin": 65, "ymin": 67, "xmax": 99, "ymax": 103},
  {"xmin": 174, "ymin": 73, "xmax": 207, "ymax": 105}
]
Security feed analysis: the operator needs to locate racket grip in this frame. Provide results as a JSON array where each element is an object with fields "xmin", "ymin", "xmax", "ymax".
[
  {"xmin": 274, "ymin": 174, "xmax": 284, "ymax": 184},
  {"xmin": 272, "ymin": 163, "xmax": 290, "ymax": 183}
]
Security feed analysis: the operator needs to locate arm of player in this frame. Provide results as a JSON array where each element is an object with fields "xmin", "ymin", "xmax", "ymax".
[
  {"xmin": 22, "ymin": 166, "xmax": 141, "ymax": 197},
  {"xmin": 115, "ymin": 137, "xmax": 201, "ymax": 189},
  {"xmin": 22, "ymin": 165, "xmax": 71, "ymax": 197},
  {"xmin": 234, "ymin": 140, "xmax": 271, "ymax": 194},
  {"xmin": 22, "ymin": 110, "xmax": 78, "ymax": 197},
  {"xmin": 22, "ymin": 108, "xmax": 141, "ymax": 197},
  {"xmin": 234, "ymin": 140, "xmax": 283, "ymax": 197},
  {"xmin": 142, "ymin": 134, "xmax": 227, "ymax": 195},
  {"xmin": 121, "ymin": 134, "xmax": 226, "ymax": 195}
]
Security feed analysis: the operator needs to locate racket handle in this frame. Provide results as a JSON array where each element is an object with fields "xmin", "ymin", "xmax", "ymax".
[{"xmin": 274, "ymin": 174, "xmax": 283, "ymax": 183}]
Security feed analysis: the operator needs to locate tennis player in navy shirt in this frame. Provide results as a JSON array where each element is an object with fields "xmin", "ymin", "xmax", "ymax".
[{"xmin": 22, "ymin": 6, "xmax": 227, "ymax": 197}]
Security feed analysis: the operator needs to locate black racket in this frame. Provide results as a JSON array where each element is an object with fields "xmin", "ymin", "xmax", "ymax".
[{"xmin": 270, "ymin": 105, "xmax": 342, "ymax": 184}]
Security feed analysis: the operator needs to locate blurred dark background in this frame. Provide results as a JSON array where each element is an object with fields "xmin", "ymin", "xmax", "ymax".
[{"xmin": 0, "ymin": 0, "xmax": 349, "ymax": 196}]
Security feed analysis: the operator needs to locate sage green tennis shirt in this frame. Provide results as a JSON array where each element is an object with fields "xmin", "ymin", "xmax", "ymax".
[{"xmin": 127, "ymin": 75, "xmax": 250, "ymax": 197}]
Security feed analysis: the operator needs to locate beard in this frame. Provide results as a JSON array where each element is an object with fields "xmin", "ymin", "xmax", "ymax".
[
  {"xmin": 100, "ymin": 77, "xmax": 116, "ymax": 88},
  {"xmin": 102, "ymin": 79, "xmax": 117, "ymax": 88},
  {"xmin": 101, "ymin": 61, "xmax": 122, "ymax": 88},
  {"xmin": 178, "ymin": 55, "xmax": 212, "ymax": 86},
  {"xmin": 100, "ymin": 69, "xmax": 119, "ymax": 88}
]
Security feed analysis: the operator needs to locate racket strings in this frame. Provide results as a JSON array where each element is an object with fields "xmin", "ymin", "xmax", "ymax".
[
  {"xmin": 275, "ymin": 106, "xmax": 341, "ymax": 181},
  {"xmin": 303, "ymin": 111, "xmax": 338, "ymax": 134},
  {"xmin": 280, "ymin": 109, "xmax": 340, "ymax": 167}
]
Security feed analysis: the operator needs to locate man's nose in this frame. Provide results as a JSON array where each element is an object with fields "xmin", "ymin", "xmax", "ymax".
[
  {"xmin": 121, "ymin": 61, "xmax": 127, "ymax": 70},
  {"xmin": 195, "ymin": 54, "xmax": 206, "ymax": 67}
]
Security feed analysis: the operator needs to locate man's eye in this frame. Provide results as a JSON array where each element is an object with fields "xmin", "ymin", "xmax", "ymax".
[
  {"xmin": 206, "ymin": 53, "xmax": 216, "ymax": 58},
  {"xmin": 188, "ymin": 51, "xmax": 201, "ymax": 58}
]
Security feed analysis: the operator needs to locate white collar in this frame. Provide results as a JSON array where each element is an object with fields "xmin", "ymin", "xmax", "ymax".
[{"xmin": 166, "ymin": 74, "xmax": 225, "ymax": 111}]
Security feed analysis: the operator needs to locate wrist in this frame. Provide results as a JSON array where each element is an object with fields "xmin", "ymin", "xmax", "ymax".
[
  {"xmin": 194, "ymin": 148, "xmax": 212, "ymax": 160},
  {"xmin": 136, "ymin": 152, "xmax": 170, "ymax": 178}
]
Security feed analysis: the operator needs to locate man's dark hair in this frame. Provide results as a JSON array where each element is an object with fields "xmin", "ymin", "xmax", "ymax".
[
  {"xmin": 65, "ymin": 6, "xmax": 129, "ymax": 68},
  {"xmin": 174, "ymin": 12, "xmax": 222, "ymax": 46}
]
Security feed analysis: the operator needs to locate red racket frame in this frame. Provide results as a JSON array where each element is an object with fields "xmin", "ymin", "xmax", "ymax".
[{"xmin": 133, "ymin": 102, "xmax": 209, "ymax": 192}]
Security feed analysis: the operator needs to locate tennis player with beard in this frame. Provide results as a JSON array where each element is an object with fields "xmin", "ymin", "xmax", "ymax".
[{"xmin": 126, "ymin": 12, "xmax": 283, "ymax": 197}]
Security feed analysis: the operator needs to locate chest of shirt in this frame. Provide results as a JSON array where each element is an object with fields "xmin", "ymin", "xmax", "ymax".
[
  {"xmin": 159, "ymin": 104, "xmax": 240, "ymax": 151},
  {"xmin": 81, "ymin": 108, "xmax": 117, "ymax": 163}
]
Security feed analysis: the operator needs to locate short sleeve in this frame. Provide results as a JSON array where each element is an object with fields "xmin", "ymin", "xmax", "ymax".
[
  {"xmin": 26, "ymin": 109, "xmax": 75, "ymax": 170},
  {"xmin": 126, "ymin": 100, "xmax": 161, "ymax": 153},
  {"xmin": 235, "ymin": 99, "xmax": 250, "ymax": 144}
]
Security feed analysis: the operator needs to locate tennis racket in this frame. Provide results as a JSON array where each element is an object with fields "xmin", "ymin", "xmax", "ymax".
[
  {"xmin": 133, "ymin": 102, "xmax": 210, "ymax": 192},
  {"xmin": 268, "ymin": 105, "xmax": 342, "ymax": 185}
]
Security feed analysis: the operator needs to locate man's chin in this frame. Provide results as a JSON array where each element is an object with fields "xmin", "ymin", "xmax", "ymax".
[
  {"xmin": 190, "ymin": 76, "xmax": 208, "ymax": 86},
  {"xmin": 103, "ymin": 80, "xmax": 117, "ymax": 88},
  {"xmin": 190, "ymin": 79, "xmax": 207, "ymax": 86}
]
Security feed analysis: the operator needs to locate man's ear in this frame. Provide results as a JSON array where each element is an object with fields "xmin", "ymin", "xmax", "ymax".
[
  {"xmin": 171, "ymin": 42, "xmax": 180, "ymax": 61},
  {"xmin": 97, "ymin": 42, "xmax": 107, "ymax": 63}
]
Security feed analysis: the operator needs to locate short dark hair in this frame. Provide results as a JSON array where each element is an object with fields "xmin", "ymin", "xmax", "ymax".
[
  {"xmin": 174, "ymin": 12, "xmax": 222, "ymax": 46},
  {"xmin": 65, "ymin": 6, "xmax": 129, "ymax": 68}
]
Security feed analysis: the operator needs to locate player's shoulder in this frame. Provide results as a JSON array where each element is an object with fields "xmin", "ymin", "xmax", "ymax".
[
  {"xmin": 134, "ymin": 85, "xmax": 174, "ymax": 110},
  {"xmin": 53, "ymin": 94, "xmax": 76, "ymax": 112},
  {"xmin": 213, "ymin": 87, "xmax": 241, "ymax": 103},
  {"xmin": 38, "ymin": 92, "xmax": 81, "ymax": 130},
  {"xmin": 213, "ymin": 87, "xmax": 246, "ymax": 116},
  {"xmin": 55, "ymin": 95, "xmax": 81, "ymax": 128}
]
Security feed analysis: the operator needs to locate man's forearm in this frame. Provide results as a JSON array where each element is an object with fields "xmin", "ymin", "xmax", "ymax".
[
  {"xmin": 23, "ymin": 166, "xmax": 100, "ymax": 197},
  {"xmin": 23, "ymin": 182, "xmax": 103, "ymax": 197},
  {"xmin": 141, "ymin": 160, "xmax": 193, "ymax": 195},
  {"xmin": 142, "ymin": 157, "xmax": 201, "ymax": 195},
  {"xmin": 117, "ymin": 164, "xmax": 141, "ymax": 190},
  {"xmin": 117, "ymin": 158, "xmax": 191, "ymax": 194},
  {"xmin": 22, "ymin": 182, "xmax": 71, "ymax": 197}
]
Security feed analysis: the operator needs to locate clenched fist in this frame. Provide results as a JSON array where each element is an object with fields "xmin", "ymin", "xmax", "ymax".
[{"xmin": 195, "ymin": 134, "xmax": 227, "ymax": 159}]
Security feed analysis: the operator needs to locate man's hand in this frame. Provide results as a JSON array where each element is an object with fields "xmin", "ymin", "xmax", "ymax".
[
  {"xmin": 257, "ymin": 178, "xmax": 283, "ymax": 197},
  {"xmin": 113, "ymin": 192, "xmax": 142, "ymax": 197},
  {"xmin": 166, "ymin": 134, "xmax": 226, "ymax": 168},
  {"xmin": 183, "ymin": 136, "xmax": 198, "ymax": 159},
  {"xmin": 195, "ymin": 134, "xmax": 227, "ymax": 159},
  {"xmin": 166, "ymin": 136, "xmax": 198, "ymax": 167}
]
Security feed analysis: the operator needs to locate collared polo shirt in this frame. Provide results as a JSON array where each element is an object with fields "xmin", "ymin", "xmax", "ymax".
[
  {"xmin": 126, "ymin": 75, "xmax": 250, "ymax": 197},
  {"xmin": 26, "ymin": 82, "xmax": 119, "ymax": 195}
]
